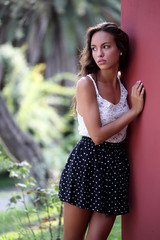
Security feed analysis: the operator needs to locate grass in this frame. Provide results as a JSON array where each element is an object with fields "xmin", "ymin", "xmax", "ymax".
[
  {"xmin": 108, "ymin": 217, "xmax": 121, "ymax": 240},
  {"xmin": 0, "ymin": 206, "xmax": 63, "ymax": 240},
  {"xmin": 0, "ymin": 206, "xmax": 121, "ymax": 240}
]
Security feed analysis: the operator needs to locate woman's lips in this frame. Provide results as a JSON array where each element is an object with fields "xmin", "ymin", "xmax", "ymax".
[{"xmin": 97, "ymin": 59, "xmax": 106, "ymax": 65}]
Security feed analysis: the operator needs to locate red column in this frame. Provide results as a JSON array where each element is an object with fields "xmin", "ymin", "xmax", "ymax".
[{"xmin": 121, "ymin": 0, "xmax": 160, "ymax": 239}]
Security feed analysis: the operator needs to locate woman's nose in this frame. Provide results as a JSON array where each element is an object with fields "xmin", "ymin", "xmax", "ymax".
[{"xmin": 97, "ymin": 48, "xmax": 104, "ymax": 57}]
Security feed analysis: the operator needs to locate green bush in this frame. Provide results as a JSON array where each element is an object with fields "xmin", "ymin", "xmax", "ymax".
[{"xmin": 0, "ymin": 160, "xmax": 63, "ymax": 240}]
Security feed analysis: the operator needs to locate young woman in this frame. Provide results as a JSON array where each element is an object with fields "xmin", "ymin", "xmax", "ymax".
[{"xmin": 58, "ymin": 22, "xmax": 145, "ymax": 240}]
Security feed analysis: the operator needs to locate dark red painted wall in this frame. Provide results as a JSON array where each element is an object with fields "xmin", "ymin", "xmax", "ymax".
[{"xmin": 121, "ymin": 0, "xmax": 160, "ymax": 239}]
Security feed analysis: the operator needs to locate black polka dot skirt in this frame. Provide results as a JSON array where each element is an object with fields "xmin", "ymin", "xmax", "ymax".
[{"xmin": 58, "ymin": 136, "xmax": 130, "ymax": 215}]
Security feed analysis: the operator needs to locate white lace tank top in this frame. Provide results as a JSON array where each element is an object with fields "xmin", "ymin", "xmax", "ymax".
[{"xmin": 77, "ymin": 74, "xmax": 129, "ymax": 143}]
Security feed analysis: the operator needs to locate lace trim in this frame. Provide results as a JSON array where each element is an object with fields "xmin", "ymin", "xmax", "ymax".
[{"xmin": 77, "ymin": 74, "xmax": 129, "ymax": 143}]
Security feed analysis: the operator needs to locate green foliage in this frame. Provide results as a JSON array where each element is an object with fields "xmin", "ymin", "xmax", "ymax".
[
  {"xmin": 0, "ymin": 0, "xmax": 121, "ymax": 45},
  {"xmin": 0, "ymin": 207, "xmax": 63, "ymax": 239},
  {"xmin": 0, "ymin": 160, "xmax": 63, "ymax": 240},
  {"xmin": 0, "ymin": 145, "xmax": 15, "ymax": 183},
  {"xmin": 0, "ymin": 150, "xmax": 16, "ymax": 187},
  {"xmin": 108, "ymin": 217, "xmax": 121, "ymax": 240},
  {"xmin": 0, "ymin": 145, "xmax": 12, "ymax": 170},
  {"xmin": 0, "ymin": 43, "xmax": 79, "ymax": 172},
  {"xmin": 0, "ymin": 173, "xmax": 16, "ymax": 188},
  {"xmin": 0, "ymin": 145, "xmax": 17, "ymax": 187},
  {"xmin": 0, "ymin": 0, "xmax": 121, "ymax": 78},
  {"xmin": 0, "ymin": 44, "xmax": 76, "ymax": 141}
]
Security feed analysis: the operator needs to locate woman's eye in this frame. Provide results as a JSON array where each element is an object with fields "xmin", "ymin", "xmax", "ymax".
[
  {"xmin": 104, "ymin": 45, "xmax": 110, "ymax": 49},
  {"xmin": 91, "ymin": 47, "xmax": 96, "ymax": 51}
]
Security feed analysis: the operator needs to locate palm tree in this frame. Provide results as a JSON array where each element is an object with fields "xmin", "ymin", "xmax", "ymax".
[{"xmin": 0, "ymin": 0, "xmax": 121, "ymax": 79}]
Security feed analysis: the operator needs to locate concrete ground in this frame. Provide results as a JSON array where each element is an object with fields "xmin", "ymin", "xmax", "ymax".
[{"xmin": 0, "ymin": 188, "xmax": 23, "ymax": 212}]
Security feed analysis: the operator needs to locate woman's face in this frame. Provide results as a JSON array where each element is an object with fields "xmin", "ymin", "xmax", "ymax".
[{"xmin": 91, "ymin": 30, "xmax": 120, "ymax": 71}]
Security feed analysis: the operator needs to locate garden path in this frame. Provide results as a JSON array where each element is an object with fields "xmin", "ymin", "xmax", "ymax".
[{"xmin": 0, "ymin": 187, "xmax": 23, "ymax": 212}]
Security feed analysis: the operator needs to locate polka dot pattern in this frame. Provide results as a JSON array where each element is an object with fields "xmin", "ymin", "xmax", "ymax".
[{"xmin": 58, "ymin": 136, "xmax": 130, "ymax": 215}]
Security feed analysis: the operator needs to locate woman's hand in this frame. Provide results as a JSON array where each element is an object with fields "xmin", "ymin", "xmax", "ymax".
[{"xmin": 131, "ymin": 80, "xmax": 145, "ymax": 116}]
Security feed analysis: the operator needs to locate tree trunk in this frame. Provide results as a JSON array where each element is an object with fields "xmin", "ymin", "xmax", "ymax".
[{"xmin": 0, "ymin": 92, "xmax": 50, "ymax": 188}]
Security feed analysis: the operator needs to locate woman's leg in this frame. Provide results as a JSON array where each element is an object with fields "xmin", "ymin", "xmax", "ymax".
[
  {"xmin": 63, "ymin": 202, "xmax": 92, "ymax": 240},
  {"xmin": 85, "ymin": 211, "xmax": 116, "ymax": 240}
]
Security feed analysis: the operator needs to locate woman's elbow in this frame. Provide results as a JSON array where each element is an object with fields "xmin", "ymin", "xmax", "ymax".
[
  {"xmin": 89, "ymin": 129, "xmax": 106, "ymax": 145},
  {"xmin": 91, "ymin": 136, "xmax": 103, "ymax": 145}
]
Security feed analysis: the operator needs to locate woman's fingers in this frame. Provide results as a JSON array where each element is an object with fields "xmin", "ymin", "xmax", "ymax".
[
  {"xmin": 141, "ymin": 86, "xmax": 145, "ymax": 95},
  {"xmin": 133, "ymin": 80, "xmax": 144, "ymax": 96},
  {"xmin": 137, "ymin": 81, "xmax": 144, "ymax": 93},
  {"xmin": 131, "ymin": 80, "xmax": 145, "ymax": 114}
]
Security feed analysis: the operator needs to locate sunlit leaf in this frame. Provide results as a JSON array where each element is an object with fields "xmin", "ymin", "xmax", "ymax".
[{"xmin": 15, "ymin": 183, "xmax": 27, "ymax": 189}]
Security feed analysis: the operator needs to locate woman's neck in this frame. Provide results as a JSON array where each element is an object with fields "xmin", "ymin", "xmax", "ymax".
[{"xmin": 96, "ymin": 68, "xmax": 119, "ymax": 87}]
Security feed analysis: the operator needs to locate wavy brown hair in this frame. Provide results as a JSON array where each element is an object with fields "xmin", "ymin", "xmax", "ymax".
[{"xmin": 78, "ymin": 22, "xmax": 129, "ymax": 76}]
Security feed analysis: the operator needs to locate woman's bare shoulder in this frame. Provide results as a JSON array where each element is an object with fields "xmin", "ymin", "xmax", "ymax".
[{"xmin": 76, "ymin": 75, "xmax": 95, "ymax": 93}]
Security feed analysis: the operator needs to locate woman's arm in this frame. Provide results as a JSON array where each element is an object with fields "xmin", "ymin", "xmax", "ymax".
[{"xmin": 76, "ymin": 77, "xmax": 144, "ymax": 145}]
